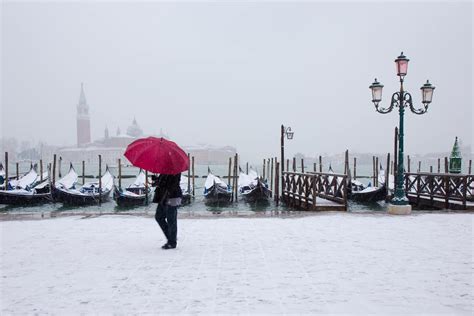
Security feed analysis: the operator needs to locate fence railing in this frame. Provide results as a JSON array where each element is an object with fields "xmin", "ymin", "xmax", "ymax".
[
  {"xmin": 282, "ymin": 171, "xmax": 348, "ymax": 210},
  {"xmin": 404, "ymin": 172, "xmax": 474, "ymax": 209}
]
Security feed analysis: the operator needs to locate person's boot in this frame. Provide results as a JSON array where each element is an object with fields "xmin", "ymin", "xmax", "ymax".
[{"xmin": 162, "ymin": 242, "xmax": 176, "ymax": 250}]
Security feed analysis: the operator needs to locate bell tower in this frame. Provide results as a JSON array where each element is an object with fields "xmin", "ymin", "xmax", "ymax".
[{"xmin": 76, "ymin": 83, "xmax": 91, "ymax": 146}]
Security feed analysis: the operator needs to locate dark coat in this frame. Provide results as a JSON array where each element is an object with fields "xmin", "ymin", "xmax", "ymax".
[{"xmin": 152, "ymin": 174, "xmax": 182, "ymax": 204}]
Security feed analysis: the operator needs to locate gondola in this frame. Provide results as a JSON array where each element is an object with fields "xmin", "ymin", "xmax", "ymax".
[
  {"xmin": 203, "ymin": 169, "xmax": 232, "ymax": 205},
  {"xmin": 348, "ymin": 183, "xmax": 387, "ymax": 202},
  {"xmin": 345, "ymin": 163, "xmax": 388, "ymax": 203},
  {"xmin": 180, "ymin": 175, "xmax": 193, "ymax": 205},
  {"xmin": 0, "ymin": 163, "xmax": 4, "ymax": 187},
  {"xmin": 0, "ymin": 167, "xmax": 52, "ymax": 205},
  {"xmin": 53, "ymin": 167, "xmax": 114, "ymax": 206},
  {"xmin": 238, "ymin": 169, "xmax": 271, "ymax": 203},
  {"xmin": 113, "ymin": 170, "xmax": 151, "ymax": 207}
]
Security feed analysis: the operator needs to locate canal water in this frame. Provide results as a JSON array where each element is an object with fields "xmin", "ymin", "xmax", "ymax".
[{"xmin": 0, "ymin": 162, "xmax": 389, "ymax": 216}]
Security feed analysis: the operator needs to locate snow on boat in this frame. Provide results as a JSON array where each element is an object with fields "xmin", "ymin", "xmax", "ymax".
[
  {"xmin": 0, "ymin": 163, "xmax": 4, "ymax": 189},
  {"xmin": 377, "ymin": 165, "xmax": 394, "ymax": 191},
  {"xmin": 0, "ymin": 167, "xmax": 52, "ymax": 205},
  {"xmin": 238, "ymin": 169, "xmax": 271, "ymax": 203},
  {"xmin": 180, "ymin": 175, "xmax": 193, "ymax": 205},
  {"xmin": 53, "ymin": 167, "xmax": 114, "ymax": 206},
  {"xmin": 8, "ymin": 167, "xmax": 40, "ymax": 190},
  {"xmin": 113, "ymin": 169, "xmax": 151, "ymax": 207},
  {"xmin": 203, "ymin": 170, "xmax": 231, "ymax": 205},
  {"xmin": 349, "ymin": 181, "xmax": 387, "ymax": 203}
]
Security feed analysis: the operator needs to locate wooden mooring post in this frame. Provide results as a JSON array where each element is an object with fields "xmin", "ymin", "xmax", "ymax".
[
  {"xmin": 52, "ymin": 154, "xmax": 57, "ymax": 187},
  {"xmin": 319, "ymin": 156, "xmax": 322, "ymax": 172},
  {"xmin": 444, "ymin": 157, "xmax": 448, "ymax": 173},
  {"xmin": 344, "ymin": 150, "xmax": 349, "ymax": 176},
  {"xmin": 437, "ymin": 158, "xmax": 441, "ymax": 173},
  {"xmin": 246, "ymin": 162, "xmax": 249, "ymax": 174},
  {"xmin": 82, "ymin": 161, "xmax": 85, "ymax": 185},
  {"xmin": 16, "ymin": 162, "xmax": 19, "ymax": 180},
  {"xmin": 353, "ymin": 157, "xmax": 357, "ymax": 180},
  {"xmin": 145, "ymin": 170, "xmax": 149, "ymax": 205},
  {"xmin": 469, "ymin": 160, "xmax": 472, "ymax": 174},
  {"xmin": 313, "ymin": 162, "xmax": 316, "ymax": 172},
  {"xmin": 40, "ymin": 159, "xmax": 43, "ymax": 182},
  {"xmin": 286, "ymin": 159, "xmax": 289, "ymax": 173},
  {"xmin": 263, "ymin": 159, "xmax": 266, "ymax": 180},
  {"xmin": 227, "ymin": 157, "xmax": 232, "ymax": 187},
  {"xmin": 376, "ymin": 156, "xmax": 379, "ymax": 187},
  {"xmin": 233, "ymin": 154, "xmax": 238, "ymax": 202},
  {"xmin": 187, "ymin": 153, "xmax": 191, "ymax": 195},
  {"xmin": 418, "ymin": 161, "xmax": 421, "ymax": 173},
  {"xmin": 270, "ymin": 158, "xmax": 274, "ymax": 196},
  {"xmin": 301, "ymin": 158, "xmax": 304, "ymax": 173},
  {"xmin": 267, "ymin": 158, "xmax": 270, "ymax": 182},
  {"xmin": 58, "ymin": 156, "xmax": 62, "ymax": 178},
  {"xmin": 98, "ymin": 155, "xmax": 102, "ymax": 206},
  {"xmin": 385, "ymin": 153, "xmax": 390, "ymax": 200},
  {"xmin": 275, "ymin": 162, "xmax": 280, "ymax": 206},
  {"xmin": 192, "ymin": 156, "xmax": 195, "ymax": 197},
  {"xmin": 4, "ymin": 152, "xmax": 8, "ymax": 190},
  {"xmin": 407, "ymin": 155, "xmax": 411, "ymax": 173},
  {"xmin": 118, "ymin": 158, "xmax": 122, "ymax": 190},
  {"xmin": 372, "ymin": 156, "xmax": 376, "ymax": 186},
  {"xmin": 292, "ymin": 157, "xmax": 296, "ymax": 172}
]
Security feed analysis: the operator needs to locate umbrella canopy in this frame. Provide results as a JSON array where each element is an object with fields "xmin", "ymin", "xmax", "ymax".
[{"xmin": 124, "ymin": 137, "xmax": 189, "ymax": 174}]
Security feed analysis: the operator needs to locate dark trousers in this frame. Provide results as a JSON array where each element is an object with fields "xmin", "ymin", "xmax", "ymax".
[{"xmin": 155, "ymin": 203, "xmax": 178, "ymax": 245}]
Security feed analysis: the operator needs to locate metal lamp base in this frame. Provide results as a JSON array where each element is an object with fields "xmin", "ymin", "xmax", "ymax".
[{"xmin": 387, "ymin": 204, "xmax": 412, "ymax": 215}]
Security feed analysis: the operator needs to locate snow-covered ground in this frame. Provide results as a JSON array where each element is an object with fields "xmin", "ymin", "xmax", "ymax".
[{"xmin": 1, "ymin": 213, "xmax": 472, "ymax": 314}]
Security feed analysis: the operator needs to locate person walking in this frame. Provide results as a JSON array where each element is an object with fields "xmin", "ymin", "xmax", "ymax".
[{"xmin": 153, "ymin": 173, "xmax": 182, "ymax": 249}]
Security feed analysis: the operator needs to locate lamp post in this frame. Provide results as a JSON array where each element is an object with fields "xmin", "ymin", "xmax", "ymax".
[
  {"xmin": 280, "ymin": 124, "xmax": 294, "ymax": 180},
  {"xmin": 370, "ymin": 52, "xmax": 435, "ymax": 215}
]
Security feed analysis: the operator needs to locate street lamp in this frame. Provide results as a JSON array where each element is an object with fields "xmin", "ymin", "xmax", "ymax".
[
  {"xmin": 281, "ymin": 125, "xmax": 294, "ymax": 179},
  {"xmin": 370, "ymin": 52, "xmax": 435, "ymax": 214}
]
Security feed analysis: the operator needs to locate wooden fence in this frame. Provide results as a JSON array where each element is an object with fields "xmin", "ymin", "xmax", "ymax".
[
  {"xmin": 405, "ymin": 172, "xmax": 474, "ymax": 210},
  {"xmin": 282, "ymin": 171, "xmax": 348, "ymax": 211}
]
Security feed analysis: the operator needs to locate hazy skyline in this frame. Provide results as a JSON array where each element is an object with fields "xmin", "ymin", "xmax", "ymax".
[{"xmin": 1, "ymin": 1, "xmax": 472, "ymax": 163}]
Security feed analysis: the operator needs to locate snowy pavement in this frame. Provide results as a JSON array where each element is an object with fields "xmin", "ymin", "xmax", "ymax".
[{"xmin": 1, "ymin": 213, "xmax": 472, "ymax": 314}]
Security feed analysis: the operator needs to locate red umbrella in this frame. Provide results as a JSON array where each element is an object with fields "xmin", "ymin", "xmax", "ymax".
[{"xmin": 124, "ymin": 137, "xmax": 189, "ymax": 174}]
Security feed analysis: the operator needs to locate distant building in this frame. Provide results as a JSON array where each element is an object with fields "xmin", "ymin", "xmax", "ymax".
[
  {"xmin": 58, "ymin": 83, "xmax": 237, "ymax": 166},
  {"xmin": 183, "ymin": 144, "xmax": 237, "ymax": 165},
  {"xmin": 76, "ymin": 83, "xmax": 91, "ymax": 147}
]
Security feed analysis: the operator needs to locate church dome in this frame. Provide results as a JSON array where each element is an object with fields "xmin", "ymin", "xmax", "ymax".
[{"xmin": 126, "ymin": 117, "xmax": 143, "ymax": 138}]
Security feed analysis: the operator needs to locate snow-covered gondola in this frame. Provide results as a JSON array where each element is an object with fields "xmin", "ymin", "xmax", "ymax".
[
  {"xmin": 238, "ymin": 169, "xmax": 271, "ymax": 203},
  {"xmin": 203, "ymin": 170, "xmax": 231, "ymax": 205},
  {"xmin": 349, "ymin": 184, "xmax": 387, "ymax": 202},
  {"xmin": 113, "ymin": 170, "xmax": 151, "ymax": 207},
  {"xmin": 53, "ymin": 167, "xmax": 114, "ymax": 206},
  {"xmin": 180, "ymin": 176, "xmax": 193, "ymax": 205},
  {"xmin": 0, "ymin": 167, "xmax": 52, "ymax": 205},
  {"xmin": 347, "ymin": 163, "xmax": 388, "ymax": 203}
]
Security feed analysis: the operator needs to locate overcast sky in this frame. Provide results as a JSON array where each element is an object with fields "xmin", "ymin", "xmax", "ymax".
[{"xmin": 1, "ymin": 1, "xmax": 472, "ymax": 162}]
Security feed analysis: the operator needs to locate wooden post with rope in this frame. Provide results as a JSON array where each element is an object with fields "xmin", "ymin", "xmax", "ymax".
[{"xmin": 98, "ymin": 155, "xmax": 102, "ymax": 206}]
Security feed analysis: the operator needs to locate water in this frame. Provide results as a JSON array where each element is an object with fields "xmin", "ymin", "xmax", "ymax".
[{"xmin": 0, "ymin": 163, "xmax": 388, "ymax": 216}]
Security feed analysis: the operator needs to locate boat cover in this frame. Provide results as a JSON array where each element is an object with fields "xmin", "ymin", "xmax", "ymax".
[
  {"xmin": 129, "ymin": 170, "xmax": 146, "ymax": 188},
  {"xmin": 180, "ymin": 176, "xmax": 192, "ymax": 194},
  {"xmin": 56, "ymin": 167, "xmax": 79, "ymax": 189},
  {"xmin": 204, "ymin": 173, "xmax": 227, "ymax": 190},
  {"xmin": 9, "ymin": 169, "xmax": 38, "ymax": 189}
]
